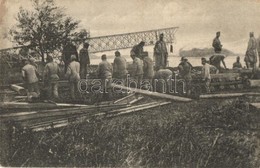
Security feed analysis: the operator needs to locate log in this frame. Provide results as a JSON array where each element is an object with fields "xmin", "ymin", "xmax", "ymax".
[
  {"xmin": 200, "ymin": 93, "xmax": 244, "ymax": 99},
  {"xmin": 111, "ymin": 84, "xmax": 192, "ymax": 102},
  {"xmin": 200, "ymin": 92, "xmax": 260, "ymax": 99},
  {"xmin": 10, "ymin": 84, "xmax": 27, "ymax": 96},
  {"xmin": 247, "ymin": 80, "xmax": 260, "ymax": 87}
]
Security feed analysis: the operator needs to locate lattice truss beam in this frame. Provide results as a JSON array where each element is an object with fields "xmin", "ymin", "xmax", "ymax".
[
  {"xmin": 86, "ymin": 27, "xmax": 178, "ymax": 53},
  {"xmin": 0, "ymin": 27, "xmax": 178, "ymax": 56}
]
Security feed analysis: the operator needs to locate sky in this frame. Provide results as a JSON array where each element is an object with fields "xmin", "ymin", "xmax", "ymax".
[{"xmin": 0, "ymin": 0, "xmax": 260, "ymax": 54}]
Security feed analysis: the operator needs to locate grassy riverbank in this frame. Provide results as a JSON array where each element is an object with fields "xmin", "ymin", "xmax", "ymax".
[{"xmin": 3, "ymin": 98, "xmax": 260, "ymax": 167}]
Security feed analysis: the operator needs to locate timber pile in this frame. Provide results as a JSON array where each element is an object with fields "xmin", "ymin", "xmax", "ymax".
[{"xmin": 0, "ymin": 88, "xmax": 172, "ymax": 132}]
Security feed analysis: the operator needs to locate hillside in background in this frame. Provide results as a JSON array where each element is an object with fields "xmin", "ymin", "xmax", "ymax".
[{"xmin": 179, "ymin": 48, "xmax": 240, "ymax": 57}]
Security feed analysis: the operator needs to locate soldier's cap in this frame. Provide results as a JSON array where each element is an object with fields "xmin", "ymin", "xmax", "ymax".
[
  {"xmin": 71, "ymin": 55, "xmax": 77, "ymax": 60},
  {"xmin": 29, "ymin": 57, "xmax": 36, "ymax": 63},
  {"xmin": 216, "ymin": 31, "xmax": 220, "ymax": 34},
  {"xmin": 101, "ymin": 54, "xmax": 107, "ymax": 60},
  {"xmin": 250, "ymin": 32, "xmax": 254, "ymax": 36},
  {"xmin": 160, "ymin": 33, "xmax": 164, "ymax": 37},
  {"xmin": 140, "ymin": 41, "xmax": 145, "ymax": 45},
  {"xmin": 201, "ymin": 57, "xmax": 207, "ymax": 61},
  {"xmin": 84, "ymin": 42, "xmax": 89, "ymax": 47},
  {"xmin": 115, "ymin": 50, "xmax": 120, "ymax": 56},
  {"xmin": 181, "ymin": 57, "xmax": 188, "ymax": 61},
  {"xmin": 46, "ymin": 55, "xmax": 53, "ymax": 62}
]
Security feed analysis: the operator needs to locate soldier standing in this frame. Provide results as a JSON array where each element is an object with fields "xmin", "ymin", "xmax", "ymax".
[
  {"xmin": 65, "ymin": 55, "xmax": 80, "ymax": 100},
  {"xmin": 22, "ymin": 58, "xmax": 40, "ymax": 97},
  {"xmin": 96, "ymin": 54, "xmax": 113, "ymax": 100},
  {"xmin": 43, "ymin": 55, "xmax": 60, "ymax": 99},
  {"xmin": 212, "ymin": 31, "xmax": 222, "ymax": 53},
  {"xmin": 154, "ymin": 33, "xmax": 168, "ymax": 69},
  {"xmin": 79, "ymin": 43, "xmax": 90, "ymax": 78}
]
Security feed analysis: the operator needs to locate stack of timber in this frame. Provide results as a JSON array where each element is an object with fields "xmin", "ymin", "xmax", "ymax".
[{"xmin": 31, "ymin": 101, "xmax": 170, "ymax": 131}]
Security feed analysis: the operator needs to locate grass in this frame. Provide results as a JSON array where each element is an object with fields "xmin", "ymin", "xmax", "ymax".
[{"xmin": 2, "ymin": 98, "xmax": 260, "ymax": 167}]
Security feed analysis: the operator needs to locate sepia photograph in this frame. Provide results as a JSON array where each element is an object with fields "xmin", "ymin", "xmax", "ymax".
[{"xmin": 0, "ymin": 0, "xmax": 260, "ymax": 167}]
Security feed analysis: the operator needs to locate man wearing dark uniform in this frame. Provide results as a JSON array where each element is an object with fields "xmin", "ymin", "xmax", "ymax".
[{"xmin": 212, "ymin": 31, "xmax": 222, "ymax": 53}]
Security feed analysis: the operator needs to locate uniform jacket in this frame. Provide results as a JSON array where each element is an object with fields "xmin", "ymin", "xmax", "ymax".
[
  {"xmin": 22, "ymin": 64, "xmax": 39, "ymax": 84},
  {"xmin": 97, "ymin": 60, "xmax": 113, "ymax": 79},
  {"xmin": 143, "ymin": 56, "xmax": 154, "ymax": 79},
  {"xmin": 65, "ymin": 61, "xmax": 80, "ymax": 82},
  {"xmin": 44, "ymin": 62, "xmax": 60, "ymax": 82},
  {"xmin": 113, "ymin": 56, "xmax": 128, "ymax": 77}
]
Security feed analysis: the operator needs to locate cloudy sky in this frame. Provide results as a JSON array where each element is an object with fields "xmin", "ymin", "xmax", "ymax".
[{"xmin": 0, "ymin": 0, "xmax": 260, "ymax": 54}]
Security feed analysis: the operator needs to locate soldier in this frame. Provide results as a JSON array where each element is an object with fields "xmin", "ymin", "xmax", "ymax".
[
  {"xmin": 131, "ymin": 41, "xmax": 146, "ymax": 60},
  {"xmin": 233, "ymin": 56, "xmax": 242, "ymax": 69},
  {"xmin": 22, "ymin": 58, "xmax": 40, "ymax": 97},
  {"xmin": 62, "ymin": 41, "xmax": 78, "ymax": 73},
  {"xmin": 209, "ymin": 54, "xmax": 227, "ymax": 72},
  {"xmin": 130, "ymin": 54, "xmax": 143, "ymax": 88},
  {"xmin": 244, "ymin": 32, "xmax": 258, "ymax": 69},
  {"xmin": 212, "ymin": 31, "xmax": 222, "ymax": 53},
  {"xmin": 143, "ymin": 54, "xmax": 154, "ymax": 80},
  {"xmin": 153, "ymin": 68, "xmax": 172, "ymax": 93},
  {"xmin": 258, "ymin": 35, "xmax": 260, "ymax": 67},
  {"xmin": 113, "ymin": 51, "xmax": 128, "ymax": 80},
  {"xmin": 201, "ymin": 57, "xmax": 211, "ymax": 93},
  {"xmin": 43, "ymin": 55, "xmax": 60, "ymax": 99},
  {"xmin": 154, "ymin": 33, "xmax": 168, "ymax": 69},
  {"xmin": 178, "ymin": 57, "xmax": 192, "ymax": 95},
  {"xmin": 79, "ymin": 42, "xmax": 90, "ymax": 79},
  {"xmin": 65, "ymin": 55, "xmax": 80, "ymax": 100},
  {"xmin": 97, "ymin": 54, "xmax": 113, "ymax": 100}
]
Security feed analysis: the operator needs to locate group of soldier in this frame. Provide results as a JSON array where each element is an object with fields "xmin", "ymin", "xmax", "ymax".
[
  {"xmin": 21, "ymin": 31, "xmax": 260, "ymax": 100},
  {"xmin": 20, "ymin": 33, "xmax": 169, "ymax": 101}
]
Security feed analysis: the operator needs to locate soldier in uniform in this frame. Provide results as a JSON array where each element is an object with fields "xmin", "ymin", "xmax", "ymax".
[
  {"xmin": 212, "ymin": 31, "xmax": 222, "ymax": 53},
  {"xmin": 154, "ymin": 33, "xmax": 168, "ymax": 69}
]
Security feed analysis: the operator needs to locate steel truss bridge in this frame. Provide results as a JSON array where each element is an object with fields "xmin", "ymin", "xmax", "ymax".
[{"xmin": 0, "ymin": 27, "xmax": 178, "ymax": 57}]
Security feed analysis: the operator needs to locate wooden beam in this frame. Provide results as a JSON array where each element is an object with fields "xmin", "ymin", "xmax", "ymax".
[
  {"xmin": 31, "ymin": 101, "xmax": 171, "ymax": 132},
  {"xmin": 0, "ymin": 103, "xmax": 128, "ymax": 122},
  {"xmin": 247, "ymin": 80, "xmax": 260, "ymax": 87},
  {"xmin": 10, "ymin": 84, "xmax": 27, "ymax": 96},
  {"xmin": 200, "ymin": 92, "xmax": 260, "ymax": 99},
  {"xmin": 113, "ymin": 93, "xmax": 135, "ymax": 104},
  {"xmin": 111, "ymin": 84, "xmax": 192, "ymax": 102}
]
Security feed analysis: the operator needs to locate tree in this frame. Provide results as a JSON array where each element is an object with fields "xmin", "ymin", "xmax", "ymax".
[{"xmin": 9, "ymin": 0, "xmax": 88, "ymax": 62}]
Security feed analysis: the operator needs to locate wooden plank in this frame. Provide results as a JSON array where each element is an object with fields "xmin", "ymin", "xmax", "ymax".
[
  {"xmin": 0, "ymin": 103, "xmax": 128, "ymax": 122},
  {"xmin": 21, "ymin": 104, "xmax": 129, "ymax": 128},
  {"xmin": 113, "ymin": 93, "xmax": 135, "ymax": 104},
  {"xmin": 31, "ymin": 101, "xmax": 171, "ymax": 132},
  {"xmin": 129, "ymin": 96, "xmax": 144, "ymax": 105},
  {"xmin": 0, "ymin": 102, "xmax": 90, "ymax": 109},
  {"xmin": 111, "ymin": 84, "xmax": 192, "ymax": 102},
  {"xmin": 248, "ymin": 80, "xmax": 260, "ymax": 87},
  {"xmin": 10, "ymin": 84, "xmax": 27, "ymax": 95},
  {"xmin": 200, "ymin": 93, "xmax": 244, "ymax": 99},
  {"xmin": 250, "ymin": 103, "xmax": 260, "ymax": 109},
  {"xmin": 200, "ymin": 92, "xmax": 260, "ymax": 99}
]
